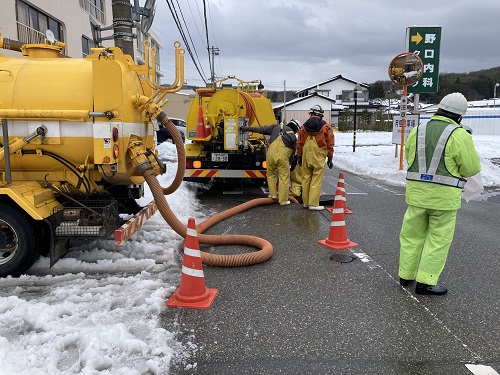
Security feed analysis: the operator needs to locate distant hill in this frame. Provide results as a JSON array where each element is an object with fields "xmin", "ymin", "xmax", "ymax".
[
  {"xmin": 367, "ymin": 66, "xmax": 500, "ymax": 102},
  {"xmin": 260, "ymin": 67, "xmax": 500, "ymax": 104}
]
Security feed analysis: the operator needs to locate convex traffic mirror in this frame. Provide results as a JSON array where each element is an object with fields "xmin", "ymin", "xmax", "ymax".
[{"xmin": 388, "ymin": 52, "xmax": 424, "ymax": 86}]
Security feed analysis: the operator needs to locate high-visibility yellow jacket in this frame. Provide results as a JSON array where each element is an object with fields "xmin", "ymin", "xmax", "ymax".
[{"xmin": 405, "ymin": 115, "xmax": 481, "ymax": 210}]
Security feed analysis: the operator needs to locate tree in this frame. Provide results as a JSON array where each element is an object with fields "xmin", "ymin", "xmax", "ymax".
[
  {"xmin": 338, "ymin": 109, "xmax": 353, "ymax": 132},
  {"xmin": 368, "ymin": 81, "xmax": 385, "ymax": 99},
  {"xmin": 360, "ymin": 109, "xmax": 373, "ymax": 131}
]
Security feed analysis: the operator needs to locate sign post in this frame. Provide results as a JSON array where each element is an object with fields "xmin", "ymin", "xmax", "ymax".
[{"xmin": 388, "ymin": 52, "xmax": 424, "ymax": 170}]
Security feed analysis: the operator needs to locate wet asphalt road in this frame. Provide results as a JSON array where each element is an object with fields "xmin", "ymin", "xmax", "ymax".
[{"xmin": 162, "ymin": 168, "xmax": 500, "ymax": 375}]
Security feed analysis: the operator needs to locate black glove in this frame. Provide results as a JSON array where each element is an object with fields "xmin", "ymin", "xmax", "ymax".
[
  {"xmin": 327, "ymin": 157, "xmax": 333, "ymax": 169},
  {"xmin": 240, "ymin": 126, "xmax": 250, "ymax": 132},
  {"xmin": 297, "ymin": 156, "xmax": 302, "ymax": 166}
]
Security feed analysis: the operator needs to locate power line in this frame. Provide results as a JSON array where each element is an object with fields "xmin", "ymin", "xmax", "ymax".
[
  {"xmin": 173, "ymin": 0, "xmax": 208, "ymax": 81},
  {"xmin": 203, "ymin": 0, "xmax": 211, "ymax": 74},
  {"xmin": 164, "ymin": 0, "xmax": 208, "ymax": 84},
  {"xmin": 206, "ymin": 0, "xmax": 222, "ymax": 78}
]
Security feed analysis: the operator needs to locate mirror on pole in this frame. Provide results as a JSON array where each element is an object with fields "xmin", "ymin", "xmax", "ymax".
[{"xmin": 388, "ymin": 52, "xmax": 423, "ymax": 87}]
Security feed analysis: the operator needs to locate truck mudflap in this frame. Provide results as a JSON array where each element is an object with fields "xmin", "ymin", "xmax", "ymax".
[
  {"xmin": 184, "ymin": 169, "xmax": 267, "ymax": 179},
  {"xmin": 114, "ymin": 200, "xmax": 157, "ymax": 246}
]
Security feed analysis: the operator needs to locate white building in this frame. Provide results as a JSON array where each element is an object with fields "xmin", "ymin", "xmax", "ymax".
[
  {"xmin": 0, "ymin": 0, "xmax": 164, "ymax": 82},
  {"xmin": 274, "ymin": 75, "xmax": 381, "ymax": 128},
  {"xmin": 419, "ymin": 106, "xmax": 500, "ymax": 136}
]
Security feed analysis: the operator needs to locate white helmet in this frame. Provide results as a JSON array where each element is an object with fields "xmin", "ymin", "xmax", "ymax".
[
  {"xmin": 309, "ymin": 105, "xmax": 324, "ymax": 117},
  {"xmin": 287, "ymin": 119, "xmax": 301, "ymax": 133},
  {"xmin": 438, "ymin": 93, "xmax": 468, "ymax": 116}
]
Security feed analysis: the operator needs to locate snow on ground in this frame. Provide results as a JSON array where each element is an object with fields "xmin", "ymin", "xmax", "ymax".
[
  {"xmin": 333, "ymin": 132, "xmax": 500, "ymax": 188},
  {"xmin": 0, "ymin": 142, "xmax": 206, "ymax": 375},
  {"xmin": 0, "ymin": 133, "xmax": 499, "ymax": 375}
]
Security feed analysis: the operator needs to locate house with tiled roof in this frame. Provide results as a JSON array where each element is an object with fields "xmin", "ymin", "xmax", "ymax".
[{"xmin": 274, "ymin": 75, "xmax": 381, "ymax": 128}]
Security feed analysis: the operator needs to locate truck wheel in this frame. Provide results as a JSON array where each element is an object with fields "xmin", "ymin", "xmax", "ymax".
[{"xmin": 0, "ymin": 205, "xmax": 39, "ymax": 277}]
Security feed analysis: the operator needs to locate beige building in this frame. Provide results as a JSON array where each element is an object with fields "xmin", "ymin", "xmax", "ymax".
[
  {"xmin": 161, "ymin": 88, "xmax": 197, "ymax": 120},
  {"xmin": 0, "ymin": 0, "xmax": 164, "ymax": 80}
]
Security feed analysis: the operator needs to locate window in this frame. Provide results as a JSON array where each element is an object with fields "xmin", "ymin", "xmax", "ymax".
[
  {"xmin": 82, "ymin": 36, "xmax": 96, "ymax": 57},
  {"xmin": 16, "ymin": 0, "xmax": 63, "ymax": 44},
  {"xmin": 314, "ymin": 90, "xmax": 330, "ymax": 97},
  {"xmin": 150, "ymin": 39, "xmax": 161, "ymax": 72},
  {"xmin": 79, "ymin": 0, "xmax": 105, "ymax": 24}
]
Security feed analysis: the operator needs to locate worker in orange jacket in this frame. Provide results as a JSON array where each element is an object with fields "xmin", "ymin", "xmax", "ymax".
[{"xmin": 296, "ymin": 105, "xmax": 334, "ymax": 211}]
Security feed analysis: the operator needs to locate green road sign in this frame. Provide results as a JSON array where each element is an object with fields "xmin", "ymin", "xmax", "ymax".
[{"xmin": 406, "ymin": 26, "xmax": 441, "ymax": 93}]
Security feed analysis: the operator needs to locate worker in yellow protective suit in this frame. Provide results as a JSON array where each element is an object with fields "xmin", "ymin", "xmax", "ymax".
[
  {"xmin": 296, "ymin": 105, "xmax": 334, "ymax": 211},
  {"xmin": 289, "ymin": 121, "xmax": 303, "ymax": 199},
  {"xmin": 241, "ymin": 119, "xmax": 300, "ymax": 205},
  {"xmin": 290, "ymin": 156, "xmax": 302, "ymax": 199},
  {"xmin": 399, "ymin": 92, "xmax": 481, "ymax": 295}
]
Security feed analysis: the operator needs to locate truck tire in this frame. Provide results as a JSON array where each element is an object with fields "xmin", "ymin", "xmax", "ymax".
[{"xmin": 0, "ymin": 204, "xmax": 39, "ymax": 277}]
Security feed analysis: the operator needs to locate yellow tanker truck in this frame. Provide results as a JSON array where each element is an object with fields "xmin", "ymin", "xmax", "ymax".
[
  {"xmin": 183, "ymin": 76, "xmax": 276, "ymax": 183},
  {"xmin": 0, "ymin": 36, "xmax": 185, "ymax": 277}
]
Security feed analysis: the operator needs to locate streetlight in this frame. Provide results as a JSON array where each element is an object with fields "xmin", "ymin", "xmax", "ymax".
[
  {"xmin": 494, "ymin": 83, "xmax": 500, "ymax": 107},
  {"xmin": 352, "ymin": 83, "xmax": 363, "ymax": 152}
]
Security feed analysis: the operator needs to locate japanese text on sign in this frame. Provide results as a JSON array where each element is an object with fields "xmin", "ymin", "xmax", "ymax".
[
  {"xmin": 406, "ymin": 26, "xmax": 441, "ymax": 94},
  {"xmin": 392, "ymin": 114, "xmax": 419, "ymax": 144}
]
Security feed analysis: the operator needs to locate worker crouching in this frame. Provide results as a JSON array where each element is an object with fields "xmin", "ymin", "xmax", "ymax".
[{"xmin": 240, "ymin": 119, "xmax": 300, "ymax": 205}]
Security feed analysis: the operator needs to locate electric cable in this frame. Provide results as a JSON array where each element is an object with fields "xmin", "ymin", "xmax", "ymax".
[{"xmin": 165, "ymin": 0, "xmax": 208, "ymax": 84}]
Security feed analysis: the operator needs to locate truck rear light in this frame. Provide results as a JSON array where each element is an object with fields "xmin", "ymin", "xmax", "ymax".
[
  {"xmin": 262, "ymin": 161, "xmax": 267, "ymax": 168},
  {"xmin": 193, "ymin": 160, "xmax": 202, "ymax": 168},
  {"xmin": 113, "ymin": 144, "xmax": 119, "ymax": 159},
  {"xmin": 112, "ymin": 127, "xmax": 119, "ymax": 142}
]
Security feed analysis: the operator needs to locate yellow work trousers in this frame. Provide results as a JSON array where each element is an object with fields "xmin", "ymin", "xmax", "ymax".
[
  {"xmin": 301, "ymin": 137, "xmax": 327, "ymax": 207},
  {"xmin": 290, "ymin": 163, "xmax": 302, "ymax": 198},
  {"xmin": 399, "ymin": 205, "xmax": 457, "ymax": 285},
  {"xmin": 266, "ymin": 137, "xmax": 293, "ymax": 203}
]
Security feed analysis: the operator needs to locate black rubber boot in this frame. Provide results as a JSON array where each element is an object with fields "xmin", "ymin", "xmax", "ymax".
[
  {"xmin": 399, "ymin": 278, "xmax": 414, "ymax": 287},
  {"xmin": 415, "ymin": 282, "xmax": 448, "ymax": 295}
]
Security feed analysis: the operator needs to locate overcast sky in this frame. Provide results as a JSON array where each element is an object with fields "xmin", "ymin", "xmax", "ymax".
[{"xmin": 150, "ymin": 0, "xmax": 500, "ymax": 91}]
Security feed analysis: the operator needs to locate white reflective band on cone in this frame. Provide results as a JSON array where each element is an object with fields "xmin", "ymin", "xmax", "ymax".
[
  {"xmin": 184, "ymin": 247, "xmax": 201, "ymax": 257},
  {"xmin": 331, "ymin": 221, "xmax": 346, "ymax": 227},
  {"xmin": 181, "ymin": 265, "xmax": 204, "ymax": 278}
]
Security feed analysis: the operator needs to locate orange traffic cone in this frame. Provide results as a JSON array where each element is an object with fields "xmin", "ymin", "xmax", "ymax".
[
  {"xmin": 166, "ymin": 218, "xmax": 218, "ymax": 309},
  {"xmin": 204, "ymin": 119, "xmax": 211, "ymax": 138},
  {"xmin": 337, "ymin": 172, "xmax": 353, "ymax": 214},
  {"xmin": 195, "ymin": 105, "xmax": 206, "ymax": 138},
  {"xmin": 327, "ymin": 171, "xmax": 353, "ymax": 214},
  {"xmin": 318, "ymin": 187, "xmax": 359, "ymax": 250}
]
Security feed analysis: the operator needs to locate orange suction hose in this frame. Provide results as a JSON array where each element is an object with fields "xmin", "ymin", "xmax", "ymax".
[
  {"xmin": 145, "ymin": 112, "xmax": 297, "ymax": 267},
  {"xmin": 155, "ymin": 113, "xmax": 185, "ymax": 195}
]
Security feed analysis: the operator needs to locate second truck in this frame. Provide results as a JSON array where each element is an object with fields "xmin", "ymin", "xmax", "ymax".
[{"xmin": 183, "ymin": 76, "xmax": 277, "ymax": 184}]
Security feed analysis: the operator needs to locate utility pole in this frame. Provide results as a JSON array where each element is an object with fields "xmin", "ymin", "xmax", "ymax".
[
  {"xmin": 494, "ymin": 83, "xmax": 500, "ymax": 107},
  {"xmin": 210, "ymin": 46, "xmax": 220, "ymax": 84},
  {"xmin": 283, "ymin": 80, "xmax": 286, "ymax": 124},
  {"xmin": 352, "ymin": 83, "xmax": 362, "ymax": 152},
  {"xmin": 112, "ymin": 0, "xmax": 135, "ymax": 58}
]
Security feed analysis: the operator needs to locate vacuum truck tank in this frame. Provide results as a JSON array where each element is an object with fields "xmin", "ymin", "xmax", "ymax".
[
  {"xmin": 183, "ymin": 76, "xmax": 277, "ymax": 183},
  {"xmin": 0, "ymin": 36, "xmax": 184, "ymax": 277}
]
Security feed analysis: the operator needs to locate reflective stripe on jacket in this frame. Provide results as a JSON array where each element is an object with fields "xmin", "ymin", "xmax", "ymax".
[
  {"xmin": 406, "ymin": 121, "xmax": 465, "ymax": 188},
  {"xmin": 404, "ymin": 115, "xmax": 481, "ymax": 210}
]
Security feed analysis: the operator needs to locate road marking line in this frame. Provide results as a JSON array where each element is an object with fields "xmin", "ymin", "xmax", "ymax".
[
  {"xmin": 465, "ymin": 364, "xmax": 499, "ymax": 375},
  {"xmin": 352, "ymin": 250, "xmax": 485, "ymax": 367}
]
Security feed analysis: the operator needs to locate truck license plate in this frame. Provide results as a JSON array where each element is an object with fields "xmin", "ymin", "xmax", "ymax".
[{"xmin": 211, "ymin": 153, "xmax": 228, "ymax": 162}]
